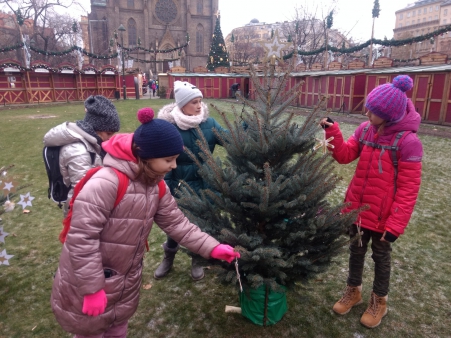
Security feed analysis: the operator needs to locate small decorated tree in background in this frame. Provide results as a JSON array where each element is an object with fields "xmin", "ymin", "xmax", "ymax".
[
  {"xmin": 206, "ymin": 13, "xmax": 230, "ymax": 71},
  {"xmin": 176, "ymin": 33, "xmax": 359, "ymax": 326}
]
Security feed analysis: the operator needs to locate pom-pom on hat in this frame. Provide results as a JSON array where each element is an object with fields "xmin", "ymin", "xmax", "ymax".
[
  {"xmin": 174, "ymin": 81, "xmax": 203, "ymax": 108},
  {"xmin": 83, "ymin": 95, "xmax": 120, "ymax": 132},
  {"xmin": 365, "ymin": 75, "xmax": 414, "ymax": 123},
  {"xmin": 133, "ymin": 107, "xmax": 184, "ymax": 159}
]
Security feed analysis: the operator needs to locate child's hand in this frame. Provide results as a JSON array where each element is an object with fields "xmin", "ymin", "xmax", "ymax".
[
  {"xmin": 319, "ymin": 117, "xmax": 334, "ymax": 129},
  {"xmin": 210, "ymin": 244, "xmax": 240, "ymax": 263},
  {"xmin": 82, "ymin": 289, "xmax": 107, "ymax": 316}
]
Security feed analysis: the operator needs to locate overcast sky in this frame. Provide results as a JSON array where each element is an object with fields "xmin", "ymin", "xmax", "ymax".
[{"xmin": 71, "ymin": 0, "xmax": 412, "ymax": 42}]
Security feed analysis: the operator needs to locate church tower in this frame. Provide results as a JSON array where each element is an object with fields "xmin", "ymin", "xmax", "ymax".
[{"xmin": 87, "ymin": 0, "xmax": 218, "ymax": 74}]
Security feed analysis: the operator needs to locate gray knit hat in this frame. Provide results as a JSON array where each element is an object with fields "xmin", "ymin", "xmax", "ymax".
[
  {"xmin": 174, "ymin": 81, "xmax": 203, "ymax": 108},
  {"xmin": 83, "ymin": 95, "xmax": 120, "ymax": 132}
]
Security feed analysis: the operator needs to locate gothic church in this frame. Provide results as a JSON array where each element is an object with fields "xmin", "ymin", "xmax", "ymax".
[{"xmin": 87, "ymin": 0, "xmax": 218, "ymax": 73}]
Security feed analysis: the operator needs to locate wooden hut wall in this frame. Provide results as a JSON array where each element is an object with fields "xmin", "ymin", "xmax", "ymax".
[
  {"xmin": 0, "ymin": 71, "xmax": 118, "ymax": 105},
  {"xmin": 168, "ymin": 74, "xmax": 249, "ymax": 99},
  {"xmin": 351, "ymin": 74, "xmax": 366, "ymax": 113},
  {"xmin": 0, "ymin": 71, "xmax": 27, "ymax": 105},
  {"xmin": 52, "ymin": 73, "xmax": 77, "ymax": 102}
]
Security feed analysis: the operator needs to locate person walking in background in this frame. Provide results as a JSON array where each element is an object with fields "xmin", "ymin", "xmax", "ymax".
[
  {"xmin": 50, "ymin": 108, "xmax": 240, "ymax": 338},
  {"xmin": 230, "ymin": 83, "xmax": 240, "ymax": 100},
  {"xmin": 43, "ymin": 95, "xmax": 120, "ymax": 216},
  {"xmin": 154, "ymin": 80, "xmax": 228, "ymax": 281},
  {"xmin": 151, "ymin": 81, "xmax": 157, "ymax": 97},
  {"xmin": 320, "ymin": 75, "xmax": 423, "ymax": 328}
]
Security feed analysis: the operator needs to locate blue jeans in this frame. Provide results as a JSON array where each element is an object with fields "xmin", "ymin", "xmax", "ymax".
[{"xmin": 347, "ymin": 224, "xmax": 392, "ymax": 297}]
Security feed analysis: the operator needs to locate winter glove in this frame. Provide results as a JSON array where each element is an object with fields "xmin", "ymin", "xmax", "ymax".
[
  {"xmin": 383, "ymin": 231, "xmax": 398, "ymax": 243},
  {"xmin": 82, "ymin": 289, "xmax": 107, "ymax": 317},
  {"xmin": 210, "ymin": 244, "xmax": 240, "ymax": 263},
  {"xmin": 320, "ymin": 117, "xmax": 334, "ymax": 129}
]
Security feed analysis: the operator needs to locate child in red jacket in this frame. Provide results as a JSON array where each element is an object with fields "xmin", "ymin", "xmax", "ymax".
[{"xmin": 320, "ymin": 75, "xmax": 423, "ymax": 329}]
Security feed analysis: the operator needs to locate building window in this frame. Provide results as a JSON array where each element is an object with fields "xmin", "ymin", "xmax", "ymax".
[
  {"xmin": 435, "ymin": 15, "xmax": 438, "ymax": 20},
  {"xmin": 406, "ymin": 21, "xmax": 410, "ymax": 25},
  {"xmin": 423, "ymin": 17, "xmax": 426, "ymax": 22},
  {"xmin": 429, "ymin": 6, "xmax": 433, "ymax": 12},
  {"xmin": 418, "ymin": 9, "xmax": 421, "ymax": 15},
  {"xmin": 429, "ymin": 16, "xmax": 432, "ymax": 21},
  {"xmin": 196, "ymin": 24, "xmax": 204, "ymax": 53},
  {"xmin": 127, "ymin": 0, "xmax": 134, "ymax": 9},
  {"xmin": 444, "ymin": 19, "xmax": 448, "ymax": 24},
  {"xmin": 127, "ymin": 18, "xmax": 137, "ymax": 46},
  {"xmin": 435, "ymin": 5, "xmax": 439, "ymax": 11},
  {"xmin": 407, "ymin": 12, "xmax": 411, "ymax": 17},
  {"xmin": 197, "ymin": 0, "xmax": 203, "ymax": 15},
  {"xmin": 412, "ymin": 10, "xmax": 416, "ymax": 17},
  {"xmin": 399, "ymin": 23, "xmax": 403, "ymax": 28},
  {"xmin": 399, "ymin": 13, "xmax": 403, "ymax": 20},
  {"xmin": 445, "ymin": 9, "xmax": 448, "ymax": 16},
  {"xmin": 424, "ymin": 8, "xmax": 427, "ymax": 14},
  {"xmin": 417, "ymin": 19, "xmax": 420, "ymax": 23}
]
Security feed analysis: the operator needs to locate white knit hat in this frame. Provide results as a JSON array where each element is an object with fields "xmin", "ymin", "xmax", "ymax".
[{"xmin": 174, "ymin": 81, "xmax": 203, "ymax": 108}]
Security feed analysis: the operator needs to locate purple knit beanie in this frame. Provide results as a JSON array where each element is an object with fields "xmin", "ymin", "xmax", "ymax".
[
  {"xmin": 133, "ymin": 107, "xmax": 183, "ymax": 159},
  {"xmin": 365, "ymin": 75, "xmax": 414, "ymax": 123}
]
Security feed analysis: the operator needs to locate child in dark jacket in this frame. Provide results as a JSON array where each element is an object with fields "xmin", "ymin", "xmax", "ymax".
[
  {"xmin": 320, "ymin": 75, "xmax": 423, "ymax": 329},
  {"xmin": 51, "ymin": 108, "xmax": 239, "ymax": 338},
  {"xmin": 154, "ymin": 80, "xmax": 227, "ymax": 281}
]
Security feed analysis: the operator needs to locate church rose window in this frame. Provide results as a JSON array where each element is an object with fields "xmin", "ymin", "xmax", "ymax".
[{"xmin": 155, "ymin": 0, "xmax": 178, "ymax": 23}]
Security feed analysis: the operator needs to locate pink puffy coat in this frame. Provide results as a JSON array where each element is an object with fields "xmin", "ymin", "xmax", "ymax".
[
  {"xmin": 51, "ymin": 134, "xmax": 219, "ymax": 336},
  {"xmin": 325, "ymin": 100, "xmax": 423, "ymax": 237}
]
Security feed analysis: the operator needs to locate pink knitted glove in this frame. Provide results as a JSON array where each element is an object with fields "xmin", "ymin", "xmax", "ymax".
[
  {"xmin": 210, "ymin": 244, "xmax": 240, "ymax": 263},
  {"xmin": 82, "ymin": 289, "xmax": 107, "ymax": 317}
]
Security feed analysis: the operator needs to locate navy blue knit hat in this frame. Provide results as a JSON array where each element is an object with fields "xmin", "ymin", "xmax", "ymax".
[{"xmin": 133, "ymin": 107, "xmax": 184, "ymax": 159}]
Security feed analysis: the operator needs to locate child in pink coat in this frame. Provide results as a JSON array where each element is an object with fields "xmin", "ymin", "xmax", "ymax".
[{"xmin": 51, "ymin": 108, "xmax": 240, "ymax": 337}]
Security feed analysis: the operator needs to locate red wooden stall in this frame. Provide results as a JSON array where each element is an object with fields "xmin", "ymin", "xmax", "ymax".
[
  {"xmin": 0, "ymin": 59, "xmax": 119, "ymax": 105},
  {"xmin": 167, "ymin": 72, "xmax": 250, "ymax": 100}
]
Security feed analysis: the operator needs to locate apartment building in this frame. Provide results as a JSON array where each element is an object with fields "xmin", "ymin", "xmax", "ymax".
[{"xmin": 392, "ymin": 0, "xmax": 451, "ymax": 59}]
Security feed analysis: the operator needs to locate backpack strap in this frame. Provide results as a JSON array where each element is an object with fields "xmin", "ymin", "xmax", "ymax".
[
  {"xmin": 358, "ymin": 122, "xmax": 371, "ymax": 153},
  {"xmin": 390, "ymin": 130, "xmax": 411, "ymax": 194},
  {"xmin": 59, "ymin": 167, "xmax": 129, "ymax": 243},
  {"xmin": 89, "ymin": 152, "xmax": 96, "ymax": 165}
]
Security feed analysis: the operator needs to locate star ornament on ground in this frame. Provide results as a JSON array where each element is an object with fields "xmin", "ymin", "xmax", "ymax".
[
  {"xmin": 0, "ymin": 249, "xmax": 14, "ymax": 265},
  {"xmin": 313, "ymin": 129, "xmax": 334, "ymax": 155},
  {"xmin": 0, "ymin": 226, "xmax": 9, "ymax": 243},
  {"xmin": 260, "ymin": 30, "xmax": 292, "ymax": 63},
  {"xmin": 1, "ymin": 180, "xmax": 17, "ymax": 193},
  {"xmin": 17, "ymin": 192, "xmax": 35, "ymax": 210}
]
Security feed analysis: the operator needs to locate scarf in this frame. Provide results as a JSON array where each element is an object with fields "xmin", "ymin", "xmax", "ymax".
[
  {"xmin": 171, "ymin": 105, "xmax": 206, "ymax": 130},
  {"xmin": 76, "ymin": 120, "xmax": 106, "ymax": 158}
]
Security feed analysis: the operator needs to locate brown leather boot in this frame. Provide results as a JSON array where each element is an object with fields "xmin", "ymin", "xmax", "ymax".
[
  {"xmin": 190, "ymin": 256, "xmax": 205, "ymax": 281},
  {"xmin": 154, "ymin": 242, "xmax": 179, "ymax": 279},
  {"xmin": 360, "ymin": 292, "xmax": 388, "ymax": 328},
  {"xmin": 333, "ymin": 285, "xmax": 363, "ymax": 315}
]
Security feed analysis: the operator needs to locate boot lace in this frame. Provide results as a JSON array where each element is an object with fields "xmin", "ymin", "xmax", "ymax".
[
  {"xmin": 339, "ymin": 286, "xmax": 357, "ymax": 305},
  {"xmin": 365, "ymin": 292, "xmax": 381, "ymax": 317}
]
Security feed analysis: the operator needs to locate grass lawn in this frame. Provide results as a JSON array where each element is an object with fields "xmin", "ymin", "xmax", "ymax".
[{"xmin": 0, "ymin": 99, "xmax": 450, "ymax": 337}]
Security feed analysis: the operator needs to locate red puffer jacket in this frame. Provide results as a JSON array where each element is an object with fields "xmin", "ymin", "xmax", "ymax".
[{"xmin": 325, "ymin": 100, "xmax": 423, "ymax": 237}]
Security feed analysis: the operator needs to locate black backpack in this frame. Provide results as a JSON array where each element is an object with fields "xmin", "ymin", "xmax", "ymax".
[{"xmin": 43, "ymin": 146, "xmax": 96, "ymax": 208}]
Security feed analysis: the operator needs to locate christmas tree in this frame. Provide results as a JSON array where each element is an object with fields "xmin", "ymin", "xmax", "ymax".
[
  {"xmin": 206, "ymin": 14, "xmax": 230, "ymax": 71},
  {"xmin": 176, "ymin": 61, "xmax": 358, "ymax": 292}
]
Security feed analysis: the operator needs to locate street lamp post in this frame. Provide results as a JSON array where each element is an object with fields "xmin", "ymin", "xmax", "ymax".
[{"xmin": 118, "ymin": 24, "xmax": 126, "ymax": 100}]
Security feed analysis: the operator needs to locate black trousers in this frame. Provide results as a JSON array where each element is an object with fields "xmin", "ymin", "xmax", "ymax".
[
  {"xmin": 347, "ymin": 224, "xmax": 392, "ymax": 297},
  {"xmin": 166, "ymin": 236, "xmax": 178, "ymax": 248}
]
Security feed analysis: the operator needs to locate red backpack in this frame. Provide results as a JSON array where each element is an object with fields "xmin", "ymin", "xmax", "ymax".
[{"xmin": 59, "ymin": 167, "xmax": 166, "ymax": 248}]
